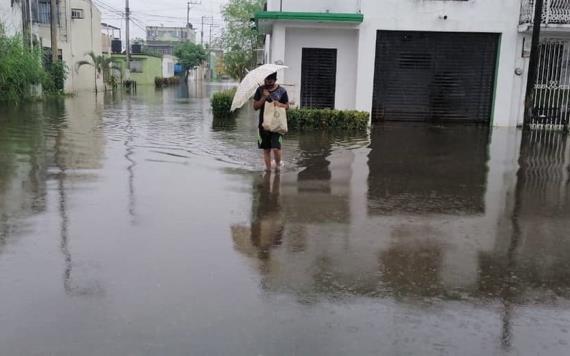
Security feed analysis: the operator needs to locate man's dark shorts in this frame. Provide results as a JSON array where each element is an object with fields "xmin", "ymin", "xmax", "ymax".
[{"xmin": 258, "ymin": 128, "xmax": 282, "ymax": 150}]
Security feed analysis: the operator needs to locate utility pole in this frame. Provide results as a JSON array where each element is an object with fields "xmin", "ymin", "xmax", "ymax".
[
  {"xmin": 187, "ymin": 1, "xmax": 201, "ymax": 27},
  {"xmin": 201, "ymin": 16, "xmax": 204, "ymax": 45},
  {"xmin": 523, "ymin": 0, "xmax": 545, "ymax": 128},
  {"xmin": 21, "ymin": 0, "xmax": 32, "ymax": 47},
  {"xmin": 50, "ymin": 0, "xmax": 58, "ymax": 63},
  {"xmin": 125, "ymin": 0, "xmax": 130, "ymax": 78}
]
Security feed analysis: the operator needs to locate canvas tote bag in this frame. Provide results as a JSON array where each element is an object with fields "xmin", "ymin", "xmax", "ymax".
[{"xmin": 262, "ymin": 102, "xmax": 288, "ymax": 134}]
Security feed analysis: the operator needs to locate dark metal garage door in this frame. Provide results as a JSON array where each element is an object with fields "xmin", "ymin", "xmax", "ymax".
[{"xmin": 372, "ymin": 31, "xmax": 499, "ymax": 123}]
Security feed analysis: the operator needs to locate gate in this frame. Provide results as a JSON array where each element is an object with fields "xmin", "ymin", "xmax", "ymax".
[{"xmin": 530, "ymin": 38, "xmax": 570, "ymax": 130}]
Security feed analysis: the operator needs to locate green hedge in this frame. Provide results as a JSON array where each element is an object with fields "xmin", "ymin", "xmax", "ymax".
[
  {"xmin": 287, "ymin": 108, "xmax": 369, "ymax": 131},
  {"xmin": 211, "ymin": 88, "xmax": 236, "ymax": 119}
]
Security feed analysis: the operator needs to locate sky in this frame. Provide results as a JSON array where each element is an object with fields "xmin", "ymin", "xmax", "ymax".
[{"xmin": 95, "ymin": 0, "xmax": 229, "ymax": 44}]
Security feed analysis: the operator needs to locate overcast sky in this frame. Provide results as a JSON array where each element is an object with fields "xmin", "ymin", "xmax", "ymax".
[{"xmin": 95, "ymin": 0, "xmax": 228, "ymax": 44}]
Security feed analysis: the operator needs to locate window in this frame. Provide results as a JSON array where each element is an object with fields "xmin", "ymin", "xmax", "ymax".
[
  {"xmin": 71, "ymin": 9, "xmax": 84, "ymax": 19},
  {"xmin": 33, "ymin": 0, "xmax": 59, "ymax": 25},
  {"xmin": 130, "ymin": 60, "xmax": 143, "ymax": 73}
]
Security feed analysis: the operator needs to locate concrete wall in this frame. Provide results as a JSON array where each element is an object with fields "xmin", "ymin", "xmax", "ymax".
[
  {"xmin": 266, "ymin": 0, "xmax": 524, "ymax": 127},
  {"xmin": 284, "ymin": 28, "xmax": 358, "ymax": 110},
  {"xmin": 33, "ymin": 0, "xmax": 104, "ymax": 93},
  {"xmin": 267, "ymin": 0, "xmax": 361, "ymax": 13},
  {"xmin": 162, "ymin": 55, "xmax": 176, "ymax": 78},
  {"xmin": 0, "ymin": 0, "xmax": 22, "ymax": 36},
  {"xmin": 112, "ymin": 54, "xmax": 162, "ymax": 85}
]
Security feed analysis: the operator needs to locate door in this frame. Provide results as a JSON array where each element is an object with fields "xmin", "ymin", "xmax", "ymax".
[
  {"xmin": 301, "ymin": 48, "xmax": 337, "ymax": 109},
  {"xmin": 372, "ymin": 31, "xmax": 499, "ymax": 123}
]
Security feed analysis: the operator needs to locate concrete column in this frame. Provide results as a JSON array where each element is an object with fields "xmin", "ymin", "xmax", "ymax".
[
  {"xmin": 271, "ymin": 24, "xmax": 286, "ymax": 82},
  {"xmin": 354, "ymin": 25, "xmax": 376, "ymax": 115}
]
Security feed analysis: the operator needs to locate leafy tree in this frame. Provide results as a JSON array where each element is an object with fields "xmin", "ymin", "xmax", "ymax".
[
  {"xmin": 76, "ymin": 52, "xmax": 121, "ymax": 93},
  {"xmin": 174, "ymin": 42, "xmax": 207, "ymax": 80},
  {"xmin": 221, "ymin": 0, "xmax": 264, "ymax": 80}
]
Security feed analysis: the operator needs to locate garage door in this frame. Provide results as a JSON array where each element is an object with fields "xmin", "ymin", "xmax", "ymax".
[{"xmin": 372, "ymin": 31, "xmax": 499, "ymax": 123}]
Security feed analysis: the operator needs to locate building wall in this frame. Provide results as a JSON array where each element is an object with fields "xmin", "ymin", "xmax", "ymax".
[
  {"xmin": 284, "ymin": 28, "xmax": 358, "ymax": 110},
  {"xmin": 112, "ymin": 54, "xmax": 163, "ymax": 85},
  {"xmin": 267, "ymin": 0, "xmax": 361, "ymax": 13},
  {"xmin": 33, "ymin": 0, "xmax": 103, "ymax": 93},
  {"xmin": 0, "ymin": 0, "xmax": 23, "ymax": 36},
  {"xmin": 162, "ymin": 55, "xmax": 175, "ymax": 78},
  {"xmin": 354, "ymin": 0, "xmax": 522, "ymax": 127},
  {"xmin": 267, "ymin": 0, "xmax": 523, "ymax": 127}
]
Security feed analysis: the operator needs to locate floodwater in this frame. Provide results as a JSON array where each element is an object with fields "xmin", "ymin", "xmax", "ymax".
[{"xmin": 1, "ymin": 84, "xmax": 570, "ymax": 356}]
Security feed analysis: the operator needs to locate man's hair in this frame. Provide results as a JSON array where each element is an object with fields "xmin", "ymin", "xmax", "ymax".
[{"xmin": 265, "ymin": 72, "xmax": 277, "ymax": 81}]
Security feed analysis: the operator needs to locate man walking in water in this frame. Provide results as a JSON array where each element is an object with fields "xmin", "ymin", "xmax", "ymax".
[{"xmin": 253, "ymin": 73, "xmax": 289, "ymax": 171}]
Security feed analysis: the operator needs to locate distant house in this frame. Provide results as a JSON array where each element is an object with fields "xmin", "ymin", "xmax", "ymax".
[
  {"xmin": 146, "ymin": 25, "xmax": 196, "ymax": 55},
  {"xmin": 256, "ymin": 0, "xmax": 570, "ymax": 128},
  {"xmin": 112, "ymin": 53, "xmax": 162, "ymax": 85}
]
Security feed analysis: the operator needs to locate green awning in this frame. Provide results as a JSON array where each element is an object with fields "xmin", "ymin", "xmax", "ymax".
[{"xmin": 255, "ymin": 11, "xmax": 364, "ymax": 23}]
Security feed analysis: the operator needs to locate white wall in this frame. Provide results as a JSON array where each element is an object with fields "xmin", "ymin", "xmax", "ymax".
[
  {"xmin": 69, "ymin": 0, "xmax": 103, "ymax": 92},
  {"xmin": 284, "ymin": 27, "xmax": 358, "ymax": 110},
  {"xmin": 162, "ymin": 55, "xmax": 175, "ymax": 78},
  {"xmin": 267, "ymin": 0, "xmax": 361, "ymax": 13},
  {"xmin": 0, "ymin": 0, "xmax": 22, "ymax": 36},
  {"xmin": 35, "ymin": 0, "xmax": 103, "ymax": 93},
  {"xmin": 354, "ymin": 0, "xmax": 522, "ymax": 126},
  {"xmin": 267, "ymin": 0, "xmax": 524, "ymax": 126}
]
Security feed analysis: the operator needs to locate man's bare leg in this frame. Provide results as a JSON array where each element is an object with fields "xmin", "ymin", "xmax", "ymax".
[
  {"xmin": 272, "ymin": 149, "xmax": 282, "ymax": 170},
  {"xmin": 263, "ymin": 149, "xmax": 272, "ymax": 171}
]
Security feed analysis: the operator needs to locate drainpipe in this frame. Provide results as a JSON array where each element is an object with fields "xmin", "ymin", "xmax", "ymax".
[
  {"xmin": 280, "ymin": 0, "xmax": 282, "ymax": 12},
  {"xmin": 523, "ymin": 0, "xmax": 545, "ymax": 127}
]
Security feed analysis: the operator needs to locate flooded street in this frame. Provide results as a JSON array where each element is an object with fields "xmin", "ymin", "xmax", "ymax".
[{"xmin": 1, "ymin": 84, "xmax": 570, "ymax": 355}]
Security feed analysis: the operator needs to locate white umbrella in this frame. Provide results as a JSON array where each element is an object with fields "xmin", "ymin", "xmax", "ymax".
[{"xmin": 230, "ymin": 64, "xmax": 288, "ymax": 112}]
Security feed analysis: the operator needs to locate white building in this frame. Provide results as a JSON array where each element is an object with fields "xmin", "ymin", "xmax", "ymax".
[
  {"xmin": 0, "ymin": 0, "xmax": 23, "ymax": 36},
  {"xmin": 31, "ymin": 0, "xmax": 103, "ymax": 93},
  {"xmin": 258, "ymin": 0, "xmax": 570, "ymax": 128}
]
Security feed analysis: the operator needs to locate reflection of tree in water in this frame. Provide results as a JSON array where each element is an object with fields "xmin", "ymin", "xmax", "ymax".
[{"xmin": 0, "ymin": 104, "xmax": 48, "ymax": 251}]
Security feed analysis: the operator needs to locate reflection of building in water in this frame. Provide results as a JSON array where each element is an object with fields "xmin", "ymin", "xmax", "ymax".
[
  {"xmin": 0, "ymin": 95, "xmax": 105, "ymax": 295},
  {"xmin": 368, "ymin": 126, "xmax": 490, "ymax": 215},
  {"xmin": 0, "ymin": 105, "xmax": 49, "ymax": 244},
  {"xmin": 479, "ymin": 131, "xmax": 570, "ymax": 301},
  {"xmin": 231, "ymin": 126, "xmax": 570, "ymax": 303}
]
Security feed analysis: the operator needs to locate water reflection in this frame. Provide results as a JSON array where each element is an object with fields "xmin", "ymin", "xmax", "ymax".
[{"xmin": 233, "ymin": 126, "xmax": 570, "ymax": 306}]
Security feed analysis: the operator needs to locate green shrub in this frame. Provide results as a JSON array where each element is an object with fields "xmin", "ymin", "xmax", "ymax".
[
  {"xmin": 0, "ymin": 33, "xmax": 46, "ymax": 101},
  {"xmin": 42, "ymin": 61, "xmax": 68, "ymax": 94},
  {"xmin": 287, "ymin": 108, "xmax": 369, "ymax": 131},
  {"xmin": 211, "ymin": 88, "xmax": 237, "ymax": 119}
]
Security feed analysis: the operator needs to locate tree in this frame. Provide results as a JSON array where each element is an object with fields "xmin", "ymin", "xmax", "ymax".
[
  {"xmin": 221, "ymin": 0, "xmax": 264, "ymax": 80},
  {"xmin": 76, "ymin": 52, "xmax": 121, "ymax": 93},
  {"xmin": 174, "ymin": 42, "xmax": 207, "ymax": 80}
]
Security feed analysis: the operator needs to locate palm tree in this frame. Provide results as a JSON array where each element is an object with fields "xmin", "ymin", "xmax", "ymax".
[{"xmin": 76, "ymin": 52, "xmax": 121, "ymax": 93}]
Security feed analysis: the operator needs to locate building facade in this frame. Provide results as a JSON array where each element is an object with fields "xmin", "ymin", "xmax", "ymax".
[
  {"xmin": 146, "ymin": 25, "xmax": 196, "ymax": 55},
  {"xmin": 258, "ymin": 0, "xmax": 570, "ymax": 128},
  {"xmin": 0, "ymin": 0, "xmax": 23, "ymax": 37},
  {"xmin": 112, "ymin": 53, "xmax": 162, "ymax": 85},
  {"xmin": 31, "ymin": 0, "xmax": 103, "ymax": 93}
]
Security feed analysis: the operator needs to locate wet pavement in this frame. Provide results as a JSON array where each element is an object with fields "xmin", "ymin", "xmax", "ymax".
[{"xmin": 1, "ymin": 84, "xmax": 570, "ymax": 355}]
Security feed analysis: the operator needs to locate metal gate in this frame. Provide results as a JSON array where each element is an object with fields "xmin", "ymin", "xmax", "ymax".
[
  {"xmin": 529, "ymin": 38, "xmax": 570, "ymax": 130},
  {"xmin": 372, "ymin": 31, "xmax": 499, "ymax": 123},
  {"xmin": 301, "ymin": 48, "xmax": 337, "ymax": 109}
]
